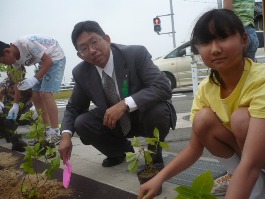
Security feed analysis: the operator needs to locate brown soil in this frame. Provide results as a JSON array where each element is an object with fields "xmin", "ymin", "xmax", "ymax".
[
  {"xmin": 0, "ymin": 146, "xmax": 138, "ymax": 199},
  {"xmin": 137, "ymin": 167, "xmax": 159, "ymax": 179},
  {"xmin": 0, "ymin": 151, "xmax": 73, "ymax": 199},
  {"xmin": 137, "ymin": 167, "xmax": 162, "ymax": 195}
]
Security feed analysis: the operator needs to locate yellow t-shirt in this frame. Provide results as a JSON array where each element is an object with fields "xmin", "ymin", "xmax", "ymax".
[{"xmin": 190, "ymin": 58, "xmax": 265, "ymax": 130}]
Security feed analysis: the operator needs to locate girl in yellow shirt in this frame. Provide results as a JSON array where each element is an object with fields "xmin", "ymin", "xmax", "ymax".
[{"xmin": 138, "ymin": 9, "xmax": 265, "ymax": 199}]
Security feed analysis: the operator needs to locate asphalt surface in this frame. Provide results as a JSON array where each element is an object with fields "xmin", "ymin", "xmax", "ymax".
[
  {"xmin": 57, "ymin": 87, "xmax": 216, "ymax": 160},
  {"xmin": 0, "ymin": 87, "xmax": 225, "ymax": 198}
]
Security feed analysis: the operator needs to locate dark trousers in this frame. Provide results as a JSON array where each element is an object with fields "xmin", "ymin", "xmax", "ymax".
[{"xmin": 74, "ymin": 102, "xmax": 171, "ymax": 159}]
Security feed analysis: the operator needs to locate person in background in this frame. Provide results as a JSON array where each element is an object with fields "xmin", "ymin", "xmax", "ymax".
[
  {"xmin": 58, "ymin": 20, "xmax": 176, "ymax": 168},
  {"xmin": 138, "ymin": 9, "xmax": 265, "ymax": 199},
  {"xmin": 0, "ymin": 35, "xmax": 66, "ymax": 146},
  {"xmin": 212, "ymin": 0, "xmax": 259, "ymax": 195},
  {"xmin": 0, "ymin": 65, "xmax": 31, "ymax": 152}
]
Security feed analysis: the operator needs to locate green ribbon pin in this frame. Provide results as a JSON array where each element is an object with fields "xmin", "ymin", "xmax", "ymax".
[{"xmin": 122, "ymin": 79, "xmax": 129, "ymax": 97}]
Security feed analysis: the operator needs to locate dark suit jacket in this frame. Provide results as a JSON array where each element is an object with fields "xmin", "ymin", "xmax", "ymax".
[{"xmin": 62, "ymin": 43, "xmax": 176, "ymax": 133}]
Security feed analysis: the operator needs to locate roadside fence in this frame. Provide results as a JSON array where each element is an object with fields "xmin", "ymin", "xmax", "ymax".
[{"xmin": 60, "ymin": 82, "xmax": 75, "ymax": 91}]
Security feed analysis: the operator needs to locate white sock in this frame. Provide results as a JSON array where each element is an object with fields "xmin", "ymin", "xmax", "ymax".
[
  {"xmin": 46, "ymin": 126, "xmax": 51, "ymax": 135},
  {"xmin": 216, "ymin": 153, "xmax": 240, "ymax": 174},
  {"xmin": 217, "ymin": 154, "xmax": 265, "ymax": 198},
  {"xmin": 249, "ymin": 172, "xmax": 265, "ymax": 199},
  {"xmin": 51, "ymin": 128, "xmax": 60, "ymax": 135}
]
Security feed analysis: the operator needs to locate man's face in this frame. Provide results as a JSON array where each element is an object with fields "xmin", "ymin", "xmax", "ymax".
[{"xmin": 76, "ymin": 32, "xmax": 111, "ymax": 68}]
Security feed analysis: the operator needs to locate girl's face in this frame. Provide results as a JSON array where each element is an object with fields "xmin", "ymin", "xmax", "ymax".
[{"xmin": 197, "ymin": 32, "xmax": 248, "ymax": 73}]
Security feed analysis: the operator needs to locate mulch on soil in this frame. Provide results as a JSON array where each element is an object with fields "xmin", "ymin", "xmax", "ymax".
[{"xmin": 0, "ymin": 146, "xmax": 137, "ymax": 199}]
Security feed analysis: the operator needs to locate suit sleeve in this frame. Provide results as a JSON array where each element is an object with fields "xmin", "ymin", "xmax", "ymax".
[
  {"xmin": 130, "ymin": 46, "xmax": 172, "ymax": 112},
  {"xmin": 61, "ymin": 65, "xmax": 91, "ymax": 134}
]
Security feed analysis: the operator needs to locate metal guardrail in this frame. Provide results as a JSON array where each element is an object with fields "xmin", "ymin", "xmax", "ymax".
[
  {"xmin": 60, "ymin": 82, "xmax": 74, "ymax": 91},
  {"xmin": 191, "ymin": 54, "xmax": 265, "ymax": 95}
]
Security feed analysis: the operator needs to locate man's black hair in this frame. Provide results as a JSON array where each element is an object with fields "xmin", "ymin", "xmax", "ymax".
[
  {"xmin": 71, "ymin": 20, "xmax": 106, "ymax": 50},
  {"xmin": 0, "ymin": 41, "xmax": 10, "ymax": 57}
]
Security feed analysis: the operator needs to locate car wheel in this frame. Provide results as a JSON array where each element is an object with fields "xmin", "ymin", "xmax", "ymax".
[{"xmin": 164, "ymin": 72, "xmax": 176, "ymax": 89}]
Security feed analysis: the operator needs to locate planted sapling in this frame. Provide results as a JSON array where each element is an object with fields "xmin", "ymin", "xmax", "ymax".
[
  {"xmin": 19, "ymin": 109, "xmax": 60, "ymax": 198},
  {"xmin": 175, "ymin": 170, "xmax": 217, "ymax": 199}
]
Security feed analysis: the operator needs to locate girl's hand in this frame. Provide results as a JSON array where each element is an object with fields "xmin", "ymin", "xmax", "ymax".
[{"xmin": 137, "ymin": 178, "xmax": 162, "ymax": 199}]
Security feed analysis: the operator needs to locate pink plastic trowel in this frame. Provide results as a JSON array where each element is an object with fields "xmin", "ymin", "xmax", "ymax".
[{"xmin": 63, "ymin": 159, "xmax": 72, "ymax": 189}]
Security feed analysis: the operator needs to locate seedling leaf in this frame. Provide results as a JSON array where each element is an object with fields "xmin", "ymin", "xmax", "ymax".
[
  {"xmin": 132, "ymin": 136, "xmax": 140, "ymax": 147},
  {"xmin": 126, "ymin": 152, "xmax": 137, "ymax": 162},
  {"xmin": 175, "ymin": 186, "xmax": 195, "ymax": 198},
  {"xmin": 128, "ymin": 159, "xmax": 138, "ymax": 173},
  {"xmin": 192, "ymin": 170, "xmax": 214, "ymax": 194},
  {"xmin": 46, "ymin": 156, "xmax": 60, "ymax": 178},
  {"xmin": 159, "ymin": 141, "xmax": 170, "ymax": 149},
  {"xmin": 175, "ymin": 170, "xmax": 216, "ymax": 199},
  {"xmin": 144, "ymin": 151, "xmax": 152, "ymax": 164},
  {"xmin": 153, "ymin": 127, "xmax": 159, "ymax": 138},
  {"xmin": 145, "ymin": 137, "xmax": 157, "ymax": 145}
]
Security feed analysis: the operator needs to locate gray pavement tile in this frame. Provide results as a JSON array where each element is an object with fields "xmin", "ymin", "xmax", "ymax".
[{"xmin": 0, "ymin": 125, "xmax": 225, "ymax": 199}]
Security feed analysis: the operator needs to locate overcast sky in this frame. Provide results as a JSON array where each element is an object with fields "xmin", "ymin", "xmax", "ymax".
[{"xmin": 1, "ymin": 0, "xmax": 217, "ymax": 82}]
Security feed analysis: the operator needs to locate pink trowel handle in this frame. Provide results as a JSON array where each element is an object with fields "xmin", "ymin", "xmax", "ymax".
[{"xmin": 63, "ymin": 159, "xmax": 72, "ymax": 189}]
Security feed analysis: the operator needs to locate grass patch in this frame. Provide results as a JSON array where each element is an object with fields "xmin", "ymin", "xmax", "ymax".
[{"xmin": 54, "ymin": 90, "xmax": 72, "ymax": 99}]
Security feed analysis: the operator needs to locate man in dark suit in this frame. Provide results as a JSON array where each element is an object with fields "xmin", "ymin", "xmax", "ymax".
[{"xmin": 58, "ymin": 20, "xmax": 176, "ymax": 168}]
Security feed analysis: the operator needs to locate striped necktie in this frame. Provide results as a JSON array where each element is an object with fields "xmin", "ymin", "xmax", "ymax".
[{"xmin": 102, "ymin": 70, "xmax": 131, "ymax": 135}]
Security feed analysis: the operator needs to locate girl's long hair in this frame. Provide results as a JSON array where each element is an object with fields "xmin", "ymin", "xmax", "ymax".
[{"xmin": 190, "ymin": 9, "xmax": 246, "ymax": 86}]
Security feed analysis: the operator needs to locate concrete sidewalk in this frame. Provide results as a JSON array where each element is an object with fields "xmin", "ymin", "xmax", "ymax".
[{"xmin": 1, "ymin": 126, "xmax": 225, "ymax": 199}]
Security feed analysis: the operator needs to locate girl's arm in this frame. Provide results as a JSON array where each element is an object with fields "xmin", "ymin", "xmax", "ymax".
[
  {"xmin": 137, "ymin": 131, "xmax": 204, "ymax": 199},
  {"xmin": 226, "ymin": 117, "xmax": 265, "ymax": 198}
]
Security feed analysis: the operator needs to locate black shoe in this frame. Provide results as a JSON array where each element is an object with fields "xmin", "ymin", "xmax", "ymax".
[
  {"xmin": 4, "ymin": 119, "xmax": 19, "ymax": 132},
  {"xmin": 5, "ymin": 135, "xmax": 12, "ymax": 143},
  {"xmin": 102, "ymin": 154, "xmax": 126, "ymax": 167},
  {"xmin": 10, "ymin": 134, "xmax": 27, "ymax": 152},
  {"xmin": 17, "ymin": 119, "xmax": 31, "ymax": 126},
  {"xmin": 126, "ymin": 144, "xmax": 135, "ymax": 153}
]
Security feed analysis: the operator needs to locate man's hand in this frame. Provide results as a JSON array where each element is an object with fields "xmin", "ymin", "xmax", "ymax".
[
  {"xmin": 103, "ymin": 100, "xmax": 128, "ymax": 129},
  {"xmin": 17, "ymin": 76, "xmax": 38, "ymax": 90},
  {"xmin": 0, "ymin": 102, "xmax": 4, "ymax": 114},
  {"xmin": 7, "ymin": 103, "xmax": 19, "ymax": 119},
  {"xmin": 58, "ymin": 133, "xmax": 73, "ymax": 164}
]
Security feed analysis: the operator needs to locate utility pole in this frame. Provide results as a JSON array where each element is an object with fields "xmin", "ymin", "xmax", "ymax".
[
  {"xmin": 153, "ymin": 0, "xmax": 176, "ymax": 48},
  {"xmin": 217, "ymin": 0, "xmax": 223, "ymax": 8},
  {"xmin": 170, "ymin": 0, "xmax": 176, "ymax": 48}
]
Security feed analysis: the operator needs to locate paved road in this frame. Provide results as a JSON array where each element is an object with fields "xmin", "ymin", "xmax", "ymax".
[
  {"xmin": 56, "ymin": 90, "xmax": 215, "ymax": 160},
  {"xmin": 10, "ymin": 89, "xmax": 224, "ymax": 199}
]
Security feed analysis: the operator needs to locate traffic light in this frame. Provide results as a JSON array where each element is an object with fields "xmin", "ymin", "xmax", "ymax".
[{"xmin": 153, "ymin": 17, "xmax": 161, "ymax": 33}]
